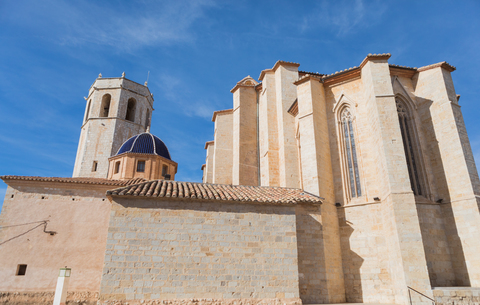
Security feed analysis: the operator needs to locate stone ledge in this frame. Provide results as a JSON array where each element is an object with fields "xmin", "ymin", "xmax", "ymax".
[{"xmin": 98, "ymin": 297, "xmax": 302, "ymax": 305}]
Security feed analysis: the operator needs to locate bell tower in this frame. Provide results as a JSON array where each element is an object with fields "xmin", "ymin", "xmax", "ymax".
[{"xmin": 73, "ymin": 73, "xmax": 154, "ymax": 178}]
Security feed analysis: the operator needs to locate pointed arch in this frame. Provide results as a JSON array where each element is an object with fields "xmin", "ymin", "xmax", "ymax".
[
  {"xmin": 334, "ymin": 94, "xmax": 363, "ymax": 201},
  {"xmin": 332, "ymin": 93, "xmax": 357, "ymax": 114},
  {"xmin": 395, "ymin": 96, "xmax": 425, "ymax": 196}
]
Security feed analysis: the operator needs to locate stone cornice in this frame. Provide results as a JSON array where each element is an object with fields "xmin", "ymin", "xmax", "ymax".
[
  {"xmin": 258, "ymin": 69, "xmax": 274, "ymax": 81},
  {"xmin": 230, "ymin": 75, "xmax": 258, "ymax": 93},
  {"xmin": 417, "ymin": 61, "xmax": 456, "ymax": 72},
  {"xmin": 108, "ymin": 152, "xmax": 178, "ymax": 167},
  {"xmin": 259, "ymin": 60, "xmax": 300, "ymax": 80},
  {"xmin": 389, "ymin": 65, "xmax": 417, "ymax": 78},
  {"xmin": 211, "ymin": 109, "xmax": 233, "ymax": 122},
  {"xmin": 293, "ymin": 74, "xmax": 322, "ymax": 86},
  {"xmin": 359, "ymin": 53, "xmax": 392, "ymax": 69},
  {"xmin": 323, "ymin": 68, "xmax": 361, "ymax": 86},
  {"xmin": 204, "ymin": 140, "xmax": 214, "ymax": 150}
]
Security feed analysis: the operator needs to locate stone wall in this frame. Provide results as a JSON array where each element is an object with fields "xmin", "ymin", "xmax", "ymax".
[
  {"xmin": 100, "ymin": 198, "xmax": 301, "ymax": 303},
  {"xmin": 416, "ymin": 203, "xmax": 456, "ymax": 287},
  {"xmin": 433, "ymin": 287, "xmax": 480, "ymax": 305},
  {"xmin": 338, "ymin": 203, "xmax": 395, "ymax": 304},
  {"xmin": 73, "ymin": 77, "xmax": 152, "ymax": 179}
]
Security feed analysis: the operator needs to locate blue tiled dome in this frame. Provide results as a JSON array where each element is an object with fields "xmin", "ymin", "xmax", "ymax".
[{"xmin": 116, "ymin": 133, "xmax": 171, "ymax": 160}]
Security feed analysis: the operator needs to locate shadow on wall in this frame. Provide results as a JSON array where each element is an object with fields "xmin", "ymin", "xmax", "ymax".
[
  {"xmin": 337, "ymin": 208, "xmax": 364, "ymax": 303},
  {"xmin": 418, "ymin": 96, "xmax": 470, "ymax": 287},
  {"xmin": 296, "ymin": 205, "xmax": 327, "ymax": 304},
  {"xmin": 295, "ymin": 205, "xmax": 353, "ymax": 304}
]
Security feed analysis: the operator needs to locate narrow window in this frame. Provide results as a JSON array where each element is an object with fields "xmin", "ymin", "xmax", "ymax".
[
  {"xmin": 341, "ymin": 108, "xmax": 361, "ymax": 198},
  {"xmin": 100, "ymin": 94, "xmax": 111, "ymax": 117},
  {"xmin": 85, "ymin": 99, "xmax": 91, "ymax": 122},
  {"xmin": 126, "ymin": 98, "xmax": 136, "ymax": 122},
  {"xmin": 137, "ymin": 160, "xmax": 145, "ymax": 172},
  {"xmin": 396, "ymin": 100, "xmax": 422, "ymax": 195},
  {"xmin": 162, "ymin": 165, "xmax": 168, "ymax": 176},
  {"xmin": 92, "ymin": 161, "xmax": 98, "ymax": 172},
  {"xmin": 114, "ymin": 161, "xmax": 121, "ymax": 174},
  {"xmin": 145, "ymin": 109, "xmax": 150, "ymax": 129},
  {"xmin": 16, "ymin": 264, "xmax": 27, "ymax": 276}
]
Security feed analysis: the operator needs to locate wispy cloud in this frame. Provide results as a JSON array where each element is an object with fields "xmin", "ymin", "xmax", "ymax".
[
  {"xmin": 156, "ymin": 74, "xmax": 219, "ymax": 119},
  {"xmin": 299, "ymin": 0, "xmax": 387, "ymax": 36},
  {"xmin": 3, "ymin": 0, "xmax": 217, "ymax": 51}
]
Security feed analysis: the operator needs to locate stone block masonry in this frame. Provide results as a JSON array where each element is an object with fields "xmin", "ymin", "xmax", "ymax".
[{"xmin": 99, "ymin": 198, "xmax": 301, "ymax": 303}]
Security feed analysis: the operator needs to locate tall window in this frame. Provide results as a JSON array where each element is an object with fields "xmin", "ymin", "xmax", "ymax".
[
  {"xmin": 100, "ymin": 94, "xmax": 111, "ymax": 117},
  {"xmin": 396, "ymin": 100, "xmax": 422, "ymax": 195},
  {"xmin": 126, "ymin": 98, "xmax": 136, "ymax": 122},
  {"xmin": 341, "ymin": 108, "xmax": 361, "ymax": 198}
]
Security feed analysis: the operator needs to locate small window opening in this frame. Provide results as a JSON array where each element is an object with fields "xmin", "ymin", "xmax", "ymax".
[
  {"xmin": 162, "ymin": 165, "xmax": 168, "ymax": 176},
  {"xmin": 100, "ymin": 94, "xmax": 111, "ymax": 117},
  {"xmin": 137, "ymin": 161, "xmax": 145, "ymax": 172},
  {"xmin": 16, "ymin": 264, "xmax": 27, "ymax": 276},
  {"xmin": 92, "ymin": 161, "xmax": 98, "ymax": 172},
  {"xmin": 114, "ymin": 161, "xmax": 121, "ymax": 174},
  {"xmin": 72, "ymin": 198, "xmax": 75, "ymax": 201},
  {"xmin": 41, "ymin": 196, "xmax": 45, "ymax": 199},
  {"xmin": 126, "ymin": 98, "xmax": 136, "ymax": 122},
  {"xmin": 11, "ymin": 194, "xmax": 14, "ymax": 198}
]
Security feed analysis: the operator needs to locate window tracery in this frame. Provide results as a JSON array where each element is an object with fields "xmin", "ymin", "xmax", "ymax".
[{"xmin": 341, "ymin": 108, "xmax": 361, "ymax": 198}]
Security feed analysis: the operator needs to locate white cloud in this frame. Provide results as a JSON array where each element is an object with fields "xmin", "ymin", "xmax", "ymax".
[
  {"xmin": 299, "ymin": 0, "xmax": 386, "ymax": 36},
  {"xmin": 156, "ymin": 74, "xmax": 218, "ymax": 119},
  {"xmin": 4, "ymin": 0, "xmax": 217, "ymax": 51}
]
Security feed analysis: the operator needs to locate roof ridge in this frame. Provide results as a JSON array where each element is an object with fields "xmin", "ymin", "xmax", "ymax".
[{"xmin": 106, "ymin": 179, "xmax": 324, "ymax": 204}]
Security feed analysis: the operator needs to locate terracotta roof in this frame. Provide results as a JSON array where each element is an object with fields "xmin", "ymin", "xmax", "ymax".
[
  {"xmin": 107, "ymin": 180, "xmax": 323, "ymax": 205},
  {"xmin": 299, "ymin": 71, "xmax": 325, "ymax": 77},
  {"xmin": 0, "ymin": 175, "xmax": 146, "ymax": 186}
]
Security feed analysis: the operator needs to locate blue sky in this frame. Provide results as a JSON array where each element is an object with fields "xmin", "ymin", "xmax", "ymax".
[{"xmin": 1, "ymin": 0, "xmax": 479, "ymax": 211}]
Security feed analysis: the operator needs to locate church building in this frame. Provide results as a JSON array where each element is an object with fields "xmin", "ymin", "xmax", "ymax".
[{"xmin": 1, "ymin": 54, "xmax": 480, "ymax": 305}]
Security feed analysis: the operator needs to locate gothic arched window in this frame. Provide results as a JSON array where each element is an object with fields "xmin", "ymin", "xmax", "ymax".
[
  {"xmin": 341, "ymin": 108, "xmax": 361, "ymax": 198},
  {"xmin": 396, "ymin": 99, "xmax": 422, "ymax": 195}
]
